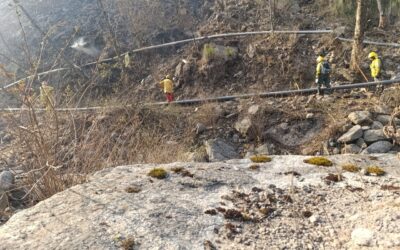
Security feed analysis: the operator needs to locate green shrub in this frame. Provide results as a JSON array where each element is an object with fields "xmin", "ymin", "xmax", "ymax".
[
  {"xmin": 224, "ymin": 47, "xmax": 235, "ymax": 58},
  {"xmin": 203, "ymin": 44, "xmax": 216, "ymax": 60}
]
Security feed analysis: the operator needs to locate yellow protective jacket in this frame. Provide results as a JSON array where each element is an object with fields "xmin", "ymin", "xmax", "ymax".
[
  {"xmin": 315, "ymin": 62, "xmax": 323, "ymax": 79},
  {"xmin": 370, "ymin": 58, "xmax": 382, "ymax": 78},
  {"xmin": 160, "ymin": 79, "xmax": 173, "ymax": 94}
]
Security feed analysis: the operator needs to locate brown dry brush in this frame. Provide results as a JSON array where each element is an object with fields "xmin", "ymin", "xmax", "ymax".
[{"xmin": 7, "ymin": 103, "xmax": 193, "ymax": 203}]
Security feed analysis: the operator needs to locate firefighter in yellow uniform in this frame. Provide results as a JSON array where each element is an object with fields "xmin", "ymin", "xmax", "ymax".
[
  {"xmin": 40, "ymin": 81, "xmax": 55, "ymax": 111},
  {"xmin": 159, "ymin": 75, "xmax": 174, "ymax": 102},
  {"xmin": 315, "ymin": 55, "xmax": 331, "ymax": 95},
  {"xmin": 368, "ymin": 51, "xmax": 383, "ymax": 93}
]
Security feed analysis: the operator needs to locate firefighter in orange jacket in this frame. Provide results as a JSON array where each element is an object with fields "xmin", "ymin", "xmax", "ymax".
[{"xmin": 159, "ymin": 75, "xmax": 174, "ymax": 102}]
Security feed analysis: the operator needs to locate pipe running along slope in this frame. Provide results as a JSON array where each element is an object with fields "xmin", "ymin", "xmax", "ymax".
[{"xmin": 1, "ymin": 79, "xmax": 399, "ymax": 112}]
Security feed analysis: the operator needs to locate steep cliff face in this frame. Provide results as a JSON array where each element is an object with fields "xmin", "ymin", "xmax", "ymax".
[{"xmin": 0, "ymin": 155, "xmax": 399, "ymax": 249}]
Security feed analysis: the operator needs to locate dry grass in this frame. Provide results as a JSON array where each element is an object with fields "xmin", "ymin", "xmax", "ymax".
[{"xmin": 4, "ymin": 103, "xmax": 194, "ymax": 206}]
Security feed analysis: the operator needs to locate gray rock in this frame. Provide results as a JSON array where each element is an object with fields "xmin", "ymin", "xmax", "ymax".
[
  {"xmin": 363, "ymin": 129, "xmax": 388, "ymax": 143},
  {"xmin": 234, "ymin": 117, "xmax": 252, "ymax": 137},
  {"xmin": 376, "ymin": 115, "xmax": 390, "ymax": 125},
  {"xmin": 195, "ymin": 123, "xmax": 206, "ymax": 135},
  {"xmin": 371, "ymin": 121, "xmax": 384, "ymax": 130},
  {"xmin": 1, "ymin": 134, "xmax": 13, "ymax": 143},
  {"xmin": 341, "ymin": 123, "xmax": 353, "ymax": 133},
  {"xmin": 356, "ymin": 138, "xmax": 368, "ymax": 149},
  {"xmin": 255, "ymin": 143, "xmax": 275, "ymax": 155},
  {"xmin": 374, "ymin": 105, "xmax": 391, "ymax": 115},
  {"xmin": 361, "ymin": 126, "xmax": 370, "ymax": 131},
  {"xmin": 248, "ymin": 105, "xmax": 260, "ymax": 115},
  {"xmin": 306, "ymin": 113, "xmax": 314, "ymax": 119},
  {"xmin": 338, "ymin": 125, "xmax": 363, "ymax": 143},
  {"xmin": 186, "ymin": 147, "xmax": 208, "ymax": 162},
  {"xmin": 351, "ymin": 228, "xmax": 374, "ymax": 246},
  {"xmin": 362, "ymin": 141, "xmax": 393, "ymax": 154},
  {"xmin": 309, "ymin": 215, "xmax": 320, "ymax": 224},
  {"xmin": 204, "ymin": 138, "xmax": 239, "ymax": 162},
  {"xmin": 0, "ymin": 170, "xmax": 14, "ymax": 191},
  {"xmin": 348, "ymin": 111, "xmax": 372, "ymax": 125},
  {"xmin": 332, "ymin": 148, "xmax": 341, "ymax": 155},
  {"xmin": 341, "ymin": 144, "xmax": 361, "ymax": 154}
]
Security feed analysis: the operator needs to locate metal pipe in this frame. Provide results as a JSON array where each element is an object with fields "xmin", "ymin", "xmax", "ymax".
[
  {"xmin": 1, "ymin": 79, "xmax": 399, "ymax": 112},
  {"xmin": 337, "ymin": 37, "xmax": 400, "ymax": 47}
]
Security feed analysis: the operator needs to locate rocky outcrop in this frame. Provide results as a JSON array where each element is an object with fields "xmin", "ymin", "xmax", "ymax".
[
  {"xmin": 0, "ymin": 155, "xmax": 399, "ymax": 250},
  {"xmin": 204, "ymin": 138, "xmax": 239, "ymax": 162}
]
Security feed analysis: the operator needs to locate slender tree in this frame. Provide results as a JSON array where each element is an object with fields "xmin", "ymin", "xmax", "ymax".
[
  {"xmin": 376, "ymin": 0, "xmax": 387, "ymax": 29},
  {"xmin": 350, "ymin": 0, "xmax": 367, "ymax": 71}
]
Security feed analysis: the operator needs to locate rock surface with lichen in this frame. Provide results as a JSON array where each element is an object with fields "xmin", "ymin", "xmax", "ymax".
[{"xmin": 0, "ymin": 154, "xmax": 399, "ymax": 250}]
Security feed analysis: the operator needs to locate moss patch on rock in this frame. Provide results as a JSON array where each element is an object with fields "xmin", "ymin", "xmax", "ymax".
[
  {"xmin": 342, "ymin": 164, "xmax": 360, "ymax": 173},
  {"xmin": 366, "ymin": 166, "xmax": 385, "ymax": 176},
  {"xmin": 250, "ymin": 155, "xmax": 272, "ymax": 163},
  {"xmin": 303, "ymin": 157, "xmax": 333, "ymax": 167},
  {"xmin": 148, "ymin": 168, "xmax": 168, "ymax": 179}
]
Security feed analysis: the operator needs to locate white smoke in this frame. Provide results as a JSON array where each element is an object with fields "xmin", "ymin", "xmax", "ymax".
[{"xmin": 71, "ymin": 37, "xmax": 100, "ymax": 57}]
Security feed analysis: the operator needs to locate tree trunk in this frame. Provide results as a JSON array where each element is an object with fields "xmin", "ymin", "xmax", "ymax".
[
  {"xmin": 350, "ymin": 0, "xmax": 366, "ymax": 72},
  {"xmin": 376, "ymin": 0, "xmax": 387, "ymax": 29}
]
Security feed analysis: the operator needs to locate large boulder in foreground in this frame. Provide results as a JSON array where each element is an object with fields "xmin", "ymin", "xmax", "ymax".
[{"xmin": 0, "ymin": 155, "xmax": 399, "ymax": 250}]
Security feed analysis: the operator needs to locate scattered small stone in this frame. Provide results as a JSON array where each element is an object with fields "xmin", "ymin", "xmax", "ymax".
[
  {"xmin": 249, "ymin": 164, "xmax": 260, "ymax": 170},
  {"xmin": 251, "ymin": 187, "xmax": 263, "ymax": 192},
  {"xmin": 351, "ymin": 228, "xmax": 374, "ymax": 246},
  {"xmin": 325, "ymin": 173, "xmax": 343, "ymax": 183},
  {"xmin": 302, "ymin": 211, "xmax": 313, "ymax": 218},
  {"xmin": 309, "ymin": 215, "xmax": 320, "ymax": 224},
  {"xmin": 195, "ymin": 123, "xmax": 206, "ymax": 135},
  {"xmin": 283, "ymin": 171, "xmax": 301, "ymax": 176},
  {"xmin": 125, "ymin": 186, "xmax": 141, "ymax": 193},
  {"xmin": 306, "ymin": 113, "xmax": 314, "ymax": 119},
  {"xmin": 204, "ymin": 240, "xmax": 217, "ymax": 250},
  {"xmin": 205, "ymin": 209, "xmax": 218, "ymax": 216}
]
